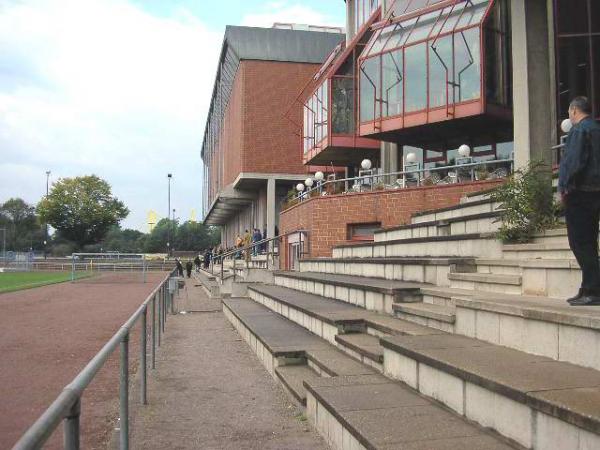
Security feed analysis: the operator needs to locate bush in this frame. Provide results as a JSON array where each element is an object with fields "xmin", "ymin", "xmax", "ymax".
[{"xmin": 489, "ymin": 161, "xmax": 560, "ymax": 243}]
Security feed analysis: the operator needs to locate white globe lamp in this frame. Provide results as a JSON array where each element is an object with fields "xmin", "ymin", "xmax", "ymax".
[
  {"xmin": 458, "ymin": 144, "xmax": 471, "ymax": 157},
  {"xmin": 305, "ymin": 177, "xmax": 314, "ymax": 188},
  {"xmin": 314, "ymin": 171, "xmax": 324, "ymax": 181},
  {"xmin": 296, "ymin": 183, "xmax": 305, "ymax": 192},
  {"xmin": 561, "ymin": 118, "xmax": 573, "ymax": 134},
  {"xmin": 405, "ymin": 152, "xmax": 417, "ymax": 163},
  {"xmin": 361, "ymin": 159, "xmax": 372, "ymax": 170}
]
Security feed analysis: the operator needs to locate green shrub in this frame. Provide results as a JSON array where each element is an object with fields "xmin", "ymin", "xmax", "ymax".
[{"xmin": 489, "ymin": 161, "xmax": 560, "ymax": 243}]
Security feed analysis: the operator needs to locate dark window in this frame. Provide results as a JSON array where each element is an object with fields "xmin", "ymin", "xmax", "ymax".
[
  {"xmin": 555, "ymin": 0, "xmax": 589, "ymax": 35},
  {"xmin": 348, "ymin": 222, "xmax": 381, "ymax": 241},
  {"xmin": 485, "ymin": 0, "xmax": 512, "ymax": 107},
  {"xmin": 332, "ymin": 77, "xmax": 355, "ymax": 134}
]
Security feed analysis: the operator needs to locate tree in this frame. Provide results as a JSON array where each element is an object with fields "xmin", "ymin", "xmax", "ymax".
[
  {"xmin": 0, "ymin": 198, "xmax": 44, "ymax": 251},
  {"xmin": 37, "ymin": 175, "xmax": 129, "ymax": 249},
  {"xmin": 101, "ymin": 225, "xmax": 146, "ymax": 253}
]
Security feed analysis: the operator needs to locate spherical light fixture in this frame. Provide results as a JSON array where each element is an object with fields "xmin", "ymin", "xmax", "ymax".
[
  {"xmin": 296, "ymin": 183, "xmax": 305, "ymax": 192},
  {"xmin": 361, "ymin": 159, "xmax": 372, "ymax": 170},
  {"xmin": 458, "ymin": 144, "xmax": 471, "ymax": 157},
  {"xmin": 405, "ymin": 152, "xmax": 417, "ymax": 163},
  {"xmin": 561, "ymin": 118, "xmax": 573, "ymax": 134},
  {"xmin": 305, "ymin": 177, "xmax": 314, "ymax": 188},
  {"xmin": 314, "ymin": 171, "xmax": 324, "ymax": 181}
]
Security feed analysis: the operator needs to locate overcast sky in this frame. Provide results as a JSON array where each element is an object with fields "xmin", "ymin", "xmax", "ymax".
[{"xmin": 0, "ymin": 0, "xmax": 345, "ymax": 231}]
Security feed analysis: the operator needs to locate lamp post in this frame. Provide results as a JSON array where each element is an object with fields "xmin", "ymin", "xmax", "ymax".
[
  {"xmin": 172, "ymin": 208, "xmax": 176, "ymax": 254},
  {"xmin": 167, "ymin": 173, "xmax": 172, "ymax": 256},
  {"xmin": 0, "ymin": 227, "xmax": 6, "ymax": 263},
  {"xmin": 44, "ymin": 171, "xmax": 50, "ymax": 259}
]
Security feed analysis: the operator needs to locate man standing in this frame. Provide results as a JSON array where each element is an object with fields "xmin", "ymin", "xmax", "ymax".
[{"xmin": 559, "ymin": 97, "xmax": 600, "ymax": 306}]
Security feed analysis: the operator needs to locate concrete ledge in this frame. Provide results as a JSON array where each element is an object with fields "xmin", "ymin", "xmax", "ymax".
[
  {"xmin": 412, "ymin": 198, "xmax": 498, "ymax": 218},
  {"xmin": 393, "ymin": 303, "xmax": 456, "ymax": 324},
  {"xmin": 335, "ymin": 333, "xmax": 384, "ymax": 364},
  {"xmin": 376, "ymin": 210, "xmax": 502, "ymax": 234},
  {"xmin": 334, "ymin": 232, "xmax": 497, "ymax": 250},
  {"xmin": 380, "ymin": 333, "xmax": 600, "ymax": 444},
  {"xmin": 448, "ymin": 272, "xmax": 522, "ymax": 286}
]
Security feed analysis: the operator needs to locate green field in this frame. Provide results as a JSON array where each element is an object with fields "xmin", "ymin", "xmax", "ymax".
[{"xmin": 0, "ymin": 271, "xmax": 79, "ymax": 294}]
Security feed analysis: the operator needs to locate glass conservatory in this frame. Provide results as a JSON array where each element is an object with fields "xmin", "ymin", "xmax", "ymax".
[
  {"xmin": 357, "ymin": 0, "xmax": 512, "ymax": 145},
  {"xmin": 302, "ymin": 8, "xmax": 381, "ymax": 166}
]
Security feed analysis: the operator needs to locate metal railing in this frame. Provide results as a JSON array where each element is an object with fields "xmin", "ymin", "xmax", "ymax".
[
  {"xmin": 285, "ymin": 158, "xmax": 514, "ymax": 206},
  {"xmin": 12, "ymin": 269, "xmax": 177, "ymax": 450},
  {"xmin": 210, "ymin": 230, "xmax": 310, "ymax": 281}
]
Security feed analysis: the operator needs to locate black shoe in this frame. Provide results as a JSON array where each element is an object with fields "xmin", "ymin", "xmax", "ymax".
[
  {"xmin": 567, "ymin": 289, "xmax": 584, "ymax": 304},
  {"xmin": 569, "ymin": 295, "xmax": 600, "ymax": 306}
]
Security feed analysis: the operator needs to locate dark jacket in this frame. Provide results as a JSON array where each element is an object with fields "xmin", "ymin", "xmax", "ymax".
[{"xmin": 559, "ymin": 117, "xmax": 600, "ymax": 193}]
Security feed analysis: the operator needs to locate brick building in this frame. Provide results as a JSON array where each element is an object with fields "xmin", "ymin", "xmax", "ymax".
[{"xmin": 201, "ymin": 26, "xmax": 344, "ymax": 246}]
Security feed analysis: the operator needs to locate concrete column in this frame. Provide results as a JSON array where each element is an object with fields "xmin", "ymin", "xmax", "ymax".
[
  {"xmin": 346, "ymin": 0, "xmax": 356, "ymax": 42},
  {"xmin": 267, "ymin": 178, "xmax": 276, "ymax": 239},
  {"xmin": 511, "ymin": 0, "xmax": 554, "ymax": 170},
  {"xmin": 381, "ymin": 142, "xmax": 399, "ymax": 183}
]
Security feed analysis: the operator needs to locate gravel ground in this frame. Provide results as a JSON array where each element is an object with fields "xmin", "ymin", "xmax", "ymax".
[{"xmin": 128, "ymin": 282, "xmax": 327, "ymax": 450}]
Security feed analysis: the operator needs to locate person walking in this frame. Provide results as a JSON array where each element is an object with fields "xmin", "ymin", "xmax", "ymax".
[
  {"xmin": 243, "ymin": 229, "xmax": 251, "ymax": 261},
  {"xmin": 185, "ymin": 260, "xmax": 193, "ymax": 278},
  {"xmin": 176, "ymin": 258, "xmax": 184, "ymax": 277},
  {"xmin": 252, "ymin": 228, "xmax": 261, "ymax": 256},
  {"xmin": 559, "ymin": 96, "xmax": 600, "ymax": 306},
  {"xmin": 194, "ymin": 254, "xmax": 201, "ymax": 272}
]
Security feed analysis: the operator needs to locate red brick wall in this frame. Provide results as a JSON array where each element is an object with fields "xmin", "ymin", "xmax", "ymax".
[
  {"xmin": 242, "ymin": 60, "xmax": 316, "ymax": 176},
  {"xmin": 280, "ymin": 180, "xmax": 505, "ymax": 260}
]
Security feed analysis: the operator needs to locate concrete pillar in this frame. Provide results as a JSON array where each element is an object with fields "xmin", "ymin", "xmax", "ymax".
[
  {"xmin": 511, "ymin": 0, "xmax": 554, "ymax": 170},
  {"xmin": 346, "ymin": 0, "xmax": 355, "ymax": 42},
  {"xmin": 267, "ymin": 178, "xmax": 276, "ymax": 239},
  {"xmin": 381, "ymin": 142, "xmax": 399, "ymax": 183}
]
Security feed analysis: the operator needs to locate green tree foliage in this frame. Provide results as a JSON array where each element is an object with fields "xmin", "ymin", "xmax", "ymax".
[
  {"xmin": 143, "ymin": 219, "xmax": 219, "ymax": 253},
  {"xmin": 0, "ymin": 198, "xmax": 44, "ymax": 251},
  {"xmin": 37, "ymin": 175, "xmax": 129, "ymax": 249}
]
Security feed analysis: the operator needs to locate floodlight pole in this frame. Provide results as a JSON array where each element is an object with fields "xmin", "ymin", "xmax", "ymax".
[
  {"xmin": 45, "ymin": 171, "xmax": 50, "ymax": 260},
  {"xmin": 0, "ymin": 227, "xmax": 6, "ymax": 263},
  {"xmin": 167, "ymin": 174, "xmax": 172, "ymax": 257}
]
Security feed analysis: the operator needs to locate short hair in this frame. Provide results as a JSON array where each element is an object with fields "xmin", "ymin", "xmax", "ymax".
[{"xmin": 569, "ymin": 96, "xmax": 592, "ymax": 115}]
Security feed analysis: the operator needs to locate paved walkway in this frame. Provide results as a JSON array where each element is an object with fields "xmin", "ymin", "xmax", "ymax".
[{"xmin": 128, "ymin": 280, "xmax": 327, "ymax": 450}]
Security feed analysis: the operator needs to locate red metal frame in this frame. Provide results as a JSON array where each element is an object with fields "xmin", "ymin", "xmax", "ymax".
[{"xmin": 357, "ymin": 0, "xmax": 498, "ymax": 138}]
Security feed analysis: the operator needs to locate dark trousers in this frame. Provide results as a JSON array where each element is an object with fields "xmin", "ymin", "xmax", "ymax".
[{"xmin": 565, "ymin": 191, "xmax": 600, "ymax": 294}]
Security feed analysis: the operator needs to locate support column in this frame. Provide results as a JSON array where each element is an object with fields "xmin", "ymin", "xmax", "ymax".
[
  {"xmin": 267, "ymin": 178, "xmax": 276, "ymax": 240},
  {"xmin": 511, "ymin": 0, "xmax": 554, "ymax": 170},
  {"xmin": 346, "ymin": 0, "xmax": 356, "ymax": 42},
  {"xmin": 381, "ymin": 142, "xmax": 399, "ymax": 183}
]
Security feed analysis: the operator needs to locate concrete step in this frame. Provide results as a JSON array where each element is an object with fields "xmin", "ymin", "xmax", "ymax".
[
  {"xmin": 305, "ymin": 348, "xmax": 377, "ymax": 377},
  {"xmin": 411, "ymin": 198, "xmax": 503, "ymax": 224},
  {"xmin": 381, "ymin": 333, "xmax": 600, "ymax": 449},
  {"xmin": 375, "ymin": 210, "xmax": 502, "ymax": 242},
  {"xmin": 459, "ymin": 188, "xmax": 496, "ymax": 204},
  {"xmin": 274, "ymin": 365, "xmax": 321, "ymax": 405},
  {"xmin": 531, "ymin": 227, "xmax": 569, "ymax": 245},
  {"xmin": 306, "ymin": 375, "xmax": 515, "ymax": 450},
  {"xmin": 225, "ymin": 295, "xmax": 514, "ymax": 449},
  {"xmin": 335, "ymin": 333, "xmax": 384, "ymax": 371},
  {"xmin": 299, "ymin": 257, "xmax": 475, "ymax": 288},
  {"xmin": 448, "ymin": 272, "xmax": 523, "ymax": 295},
  {"xmin": 273, "ymin": 271, "xmax": 424, "ymax": 314},
  {"xmin": 420, "ymin": 286, "xmax": 475, "ymax": 307},
  {"xmin": 502, "ymin": 242, "xmax": 573, "ymax": 259},
  {"xmin": 247, "ymin": 284, "xmax": 442, "ymax": 343},
  {"xmin": 333, "ymin": 233, "xmax": 502, "ymax": 259},
  {"xmin": 393, "ymin": 302, "xmax": 456, "ymax": 333}
]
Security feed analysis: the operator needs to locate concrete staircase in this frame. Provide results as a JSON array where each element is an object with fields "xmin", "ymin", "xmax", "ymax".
[{"xmin": 219, "ymin": 189, "xmax": 600, "ymax": 449}]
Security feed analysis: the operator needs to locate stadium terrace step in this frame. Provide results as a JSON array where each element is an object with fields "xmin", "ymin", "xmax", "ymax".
[
  {"xmin": 299, "ymin": 257, "xmax": 475, "ymax": 287},
  {"xmin": 332, "ymin": 232, "xmax": 502, "ymax": 259},
  {"xmin": 247, "ymin": 284, "xmax": 441, "ymax": 344},
  {"xmin": 393, "ymin": 302, "xmax": 456, "ymax": 333},
  {"xmin": 502, "ymin": 242, "xmax": 573, "ymax": 259},
  {"xmin": 374, "ymin": 210, "xmax": 502, "ymax": 242},
  {"xmin": 335, "ymin": 333, "xmax": 384, "ymax": 371},
  {"xmin": 274, "ymin": 365, "xmax": 321, "ymax": 405},
  {"xmin": 448, "ymin": 272, "xmax": 523, "ymax": 295},
  {"xmin": 380, "ymin": 333, "xmax": 600, "ymax": 449},
  {"xmin": 193, "ymin": 270, "xmax": 221, "ymax": 298},
  {"xmin": 419, "ymin": 286, "xmax": 474, "ymax": 307},
  {"xmin": 304, "ymin": 348, "xmax": 377, "ymax": 377},
  {"xmin": 305, "ymin": 375, "xmax": 515, "ymax": 450},
  {"xmin": 411, "ymin": 198, "xmax": 503, "ymax": 224},
  {"xmin": 273, "ymin": 271, "xmax": 424, "ymax": 314}
]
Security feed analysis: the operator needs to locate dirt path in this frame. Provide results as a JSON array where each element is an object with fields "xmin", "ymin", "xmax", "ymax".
[
  {"xmin": 129, "ymin": 282, "xmax": 327, "ymax": 450},
  {"xmin": 0, "ymin": 272, "xmax": 169, "ymax": 449}
]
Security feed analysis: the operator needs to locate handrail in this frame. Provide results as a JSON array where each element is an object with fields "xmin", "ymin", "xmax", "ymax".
[
  {"xmin": 210, "ymin": 230, "xmax": 310, "ymax": 279},
  {"xmin": 12, "ymin": 269, "xmax": 177, "ymax": 450},
  {"xmin": 288, "ymin": 158, "xmax": 513, "ymax": 204}
]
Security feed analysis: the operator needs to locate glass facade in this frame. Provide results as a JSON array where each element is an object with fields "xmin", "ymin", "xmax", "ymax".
[
  {"xmin": 355, "ymin": 0, "xmax": 380, "ymax": 33},
  {"xmin": 303, "ymin": 81, "xmax": 328, "ymax": 154},
  {"xmin": 555, "ymin": 0, "xmax": 600, "ymax": 121},
  {"xmin": 359, "ymin": 0, "xmax": 492, "ymax": 126}
]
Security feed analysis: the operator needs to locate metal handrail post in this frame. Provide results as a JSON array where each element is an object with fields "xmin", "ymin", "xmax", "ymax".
[
  {"xmin": 119, "ymin": 334, "xmax": 129, "ymax": 450},
  {"xmin": 157, "ymin": 289, "xmax": 162, "ymax": 347},
  {"xmin": 170, "ymin": 289, "xmax": 174, "ymax": 315},
  {"xmin": 63, "ymin": 398, "xmax": 80, "ymax": 450},
  {"xmin": 140, "ymin": 306, "xmax": 147, "ymax": 405},
  {"xmin": 161, "ymin": 286, "xmax": 165, "ymax": 333},
  {"xmin": 151, "ymin": 294, "xmax": 156, "ymax": 368}
]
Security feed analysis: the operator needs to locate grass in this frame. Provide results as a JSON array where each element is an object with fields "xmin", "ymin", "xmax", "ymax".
[{"xmin": 0, "ymin": 271, "xmax": 84, "ymax": 294}]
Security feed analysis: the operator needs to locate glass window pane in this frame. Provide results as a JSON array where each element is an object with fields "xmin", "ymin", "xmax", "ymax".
[
  {"xmin": 382, "ymin": 50, "xmax": 403, "ymax": 117},
  {"xmin": 497, "ymin": 142, "xmax": 514, "ymax": 160},
  {"xmin": 405, "ymin": 10, "xmax": 440, "ymax": 44},
  {"xmin": 456, "ymin": 0, "xmax": 488, "ymax": 28},
  {"xmin": 555, "ymin": 0, "xmax": 589, "ymax": 35},
  {"xmin": 429, "ymin": 34, "xmax": 453, "ymax": 107},
  {"xmin": 455, "ymin": 27, "xmax": 481, "ymax": 102},
  {"xmin": 593, "ymin": 0, "xmax": 600, "ymax": 33},
  {"xmin": 557, "ymin": 36, "xmax": 592, "ymax": 120},
  {"xmin": 332, "ymin": 77, "xmax": 355, "ymax": 134},
  {"xmin": 404, "ymin": 43, "xmax": 427, "ymax": 112},
  {"xmin": 360, "ymin": 56, "xmax": 380, "ymax": 122}
]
